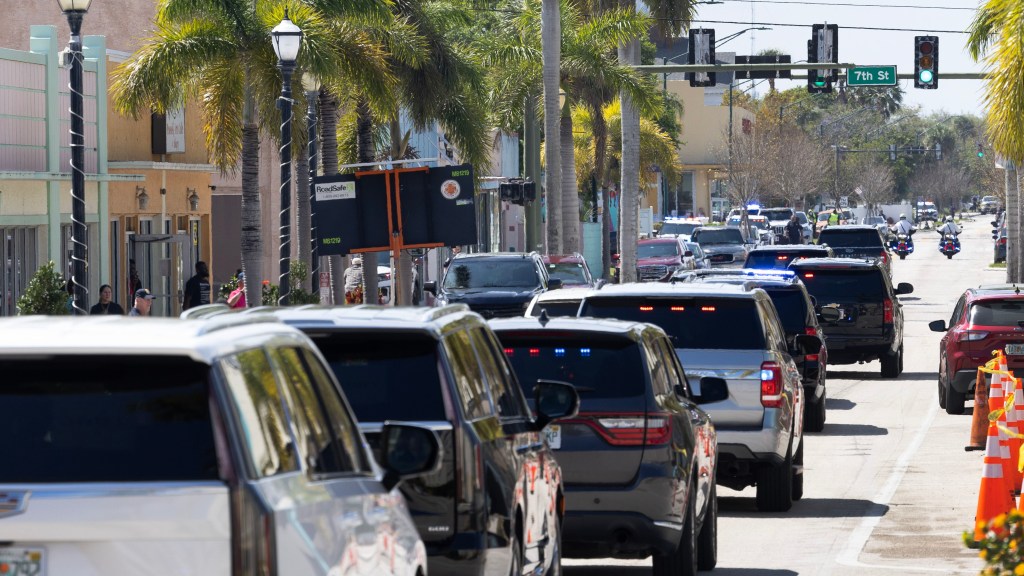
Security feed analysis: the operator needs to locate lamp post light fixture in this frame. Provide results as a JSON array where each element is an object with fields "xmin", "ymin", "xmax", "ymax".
[
  {"xmin": 136, "ymin": 186, "xmax": 149, "ymax": 211},
  {"xmin": 301, "ymin": 71, "xmax": 320, "ymax": 295},
  {"xmin": 272, "ymin": 11, "xmax": 302, "ymax": 306},
  {"xmin": 187, "ymin": 187, "xmax": 199, "ymax": 211},
  {"xmin": 57, "ymin": 0, "xmax": 94, "ymax": 315}
]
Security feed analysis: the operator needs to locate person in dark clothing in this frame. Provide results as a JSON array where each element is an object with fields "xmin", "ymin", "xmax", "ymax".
[
  {"xmin": 785, "ymin": 215, "xmax": 803, "ymax": 245},
  {"xmin": 182, "ymin": 261, "xmax": 212, "ymax": 310},
  {"xmin": 90, "ymin": 284, "xmax": 125, "ymax": 315}
]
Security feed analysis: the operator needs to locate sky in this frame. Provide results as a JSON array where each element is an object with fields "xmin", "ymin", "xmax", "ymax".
[{"xmin": 691, "ymin": 0, "xmax": 988, "ymax": 117}]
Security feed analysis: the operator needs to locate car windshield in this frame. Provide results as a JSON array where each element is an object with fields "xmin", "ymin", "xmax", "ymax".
[
  {"xmin": 818, "ymin": 230, "xmax": 883, "ymax": 248},
  {"xmin": 495, "ymin": 335, "xmax": 645, "ymax": 398},
  {"xmin": 0, "ymin": 356, "xmax": 218, "ymax": 483},
  {"xmin": 863, "ymin": 217, "xmax": 884, "ymax": 225},
  {"xmin": 796, "ymin": 213, "xmax": 809, "ymax": 225},
  {"xmin": 661, "ymin": 222, "xmax": 700, "ymax": 235},
  {"xmin": 796, "ymin": 269, "xmax": 886, "ymax": 303},
  {"xmin": 969, "ymin": 300, "xmax": 1024, "ymax": 327},
  {"xmin": 745, "ymin": 251, "xmax": 813, "ymax": 269},
  {"xmin": 685, "ymin": 242, "xmax": 703, "ymax": 257},
  {"xmin": 818, "ymin": 213, "xmax": 831, "ymax": 221},
  {"xmin": 763, "ymin": 287, "xmax": 811, "ymax": 334},
  {"xmin": 694, "ymin": 228, "xmax": 744, "ymax": 245},
  {"xmin": 444, "ymin": 259, "xmax": 540, "ymax": 289},
  {"xmin": 638, "ymin": 242, "xmax": 680, "ymax": 258},
  {"xmin": 760, "ymin": 209, "xmax": 794, "ymax": 221},
  {"xmin": 309, "ymin": 333, "xmax": 446, "ymax": 422},
  {"xmin": 581, "ymin": 297, "xmax": 766, "ymax": 349},
  {"xmin": 547, "ymin": 261, "xmax": 590, "ymax": 285},
  {"xmin": 529, "ymin": 300, "xmax": 583, "ymax": 317}
]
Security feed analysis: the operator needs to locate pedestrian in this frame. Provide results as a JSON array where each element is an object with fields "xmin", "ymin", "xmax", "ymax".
[
  {"xmin": 785, "ymin": 215, "xmax": 803, "ymax": 245},
  {"xmin": 343, "ymin": 256, "xmax": 364, "ymax": 293},
  {"xmin": 444, "ymin": 246, "xmax": 461, "ymax": 268},
  {"xmin": 182, "ymin": 261, "xmax": 212, "ymax": 310},
  {"xmin": 90, "ymin": 284, "xmax": 125, "ymax": 315},
  {"xmin": 64, "ymin": 280, "xmax": 74, "ymax": 313},
  {"xmin": 128, "ymin": 259, "xmax": 142, "ymax": 299},
  {"xmin": 227, "ymin": 273, "xmax": 247, "ymax": 309},
  {"xmin": 129, "ymin": 288, "xmax": 156, "ymax": 316},
  {"xmin": 828, "ymin": 208, "xmax": 840, "ymax": 227}
]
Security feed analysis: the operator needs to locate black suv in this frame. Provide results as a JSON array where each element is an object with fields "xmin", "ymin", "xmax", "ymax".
[
  {"xmin": 789, "ymin": 258, "xmax": 913, "ymax": 378},
  {"xmin": 816, "ymin": 225, "xmax": 892, "ymax": 277},
  {"xmin": 744, "ymin": 244, "xmax": 835, "ymax": 270},
  {"xmin": 673, "ymin": 269, "xmax": 831, "ymax": 432},
  {"xmin": 435, "ymin": 252, "xmax": 561, "ymax": 318},
  {"xmin": 490, "ymin": 316, "xmax": 728, "ymax": 574},
  {"xmin": 265, "ymin": 305, "xmax": 579, "ymax": 576}
]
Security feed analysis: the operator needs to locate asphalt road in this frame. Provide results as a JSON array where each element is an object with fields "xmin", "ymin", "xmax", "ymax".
[{"xmin": 565, "ymin": 217, "xmax": 996, "ymax": 575}]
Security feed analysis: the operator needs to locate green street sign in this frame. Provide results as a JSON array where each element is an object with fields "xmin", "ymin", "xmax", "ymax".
[{"xmin": 847, "ymin": 66, "xmax": 897, "ymax": 86}]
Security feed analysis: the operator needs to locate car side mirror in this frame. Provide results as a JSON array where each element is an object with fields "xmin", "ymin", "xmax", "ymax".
[
  {"xmin": 684, "ymin": 250, "xmax": 694, "ymax": 257},
  {"xmin": 547, "ymin": 278, "xmax": 563, "ymax": 290},
  {"xmin": 694, "ymin": 376, "xmax": 729, "ymax": 404},
  {"xmin": 379, "ymin": 423, "xmax": 443, "ymax": 491},
  {"xmin": 532, "ymin": 380, "xmax": 580, "ymax": 430},
  {"xmin": 424, "ymin": 281, "xmax": 437, "ymax": 295},
  {"xmin": 895, "ymin": 282, "xmax": 914, "ymax": 295},
  {"xmin": 818, "ymin": 306, "xmax": 842, "ymax": 323},
  {"xmin": 928, "ymin": 319, "xmax": 948, "ymax": 332}
]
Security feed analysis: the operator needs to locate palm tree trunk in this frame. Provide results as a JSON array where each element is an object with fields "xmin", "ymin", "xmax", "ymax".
[
  {"xmin": 240, "ymin": 78, "xmax": 261, "ymax": 307},
  {"xmin": 357, "ymin": 98, "xmax": 379, "ymax": 303},
  {"xmin": 618, "ymin": 37, "xmax": 640, "ymax": 283},
  {"xmin": 560, "ymin": 109, "xmax": 581, "ymax": 253},
  {"xmin": 1007, "ymin": 163, "xmax": 1019, "ymax": 283},
  {"xmin": 542, "ymin": 0, "xmax": 562, "ymax": 254},
  {"xmin": 391, "ymin": 117, "xmax": 413, "ymax": 306},
  {"xmin": 592, "ymin": 103, "xmax": 611, "ymax": 279},
  {"xmin": 296, "ymin": 144, "xmax": 311, "ymax": 278},
  {"xmin": 319, "ymin": 89, "xmax": 344, "ymax": 304}
]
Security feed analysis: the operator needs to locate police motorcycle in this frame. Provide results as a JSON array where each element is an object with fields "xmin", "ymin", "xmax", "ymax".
[
  {"xmin": 889, "ymin": 230, "xmax": 914, "ymax": 260},
  {"xmin": 940, "ymin": 232, "xmax": 961, "ymax": 259}
]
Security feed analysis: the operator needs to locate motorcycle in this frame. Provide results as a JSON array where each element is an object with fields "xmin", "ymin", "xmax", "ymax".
[
  {"xmin": 940, "ymin": 233, "xmax": 961, "ymax": 259},
  {"xmin": 890, "ymin": 233, "xmax": 914, "ymax": 260}
]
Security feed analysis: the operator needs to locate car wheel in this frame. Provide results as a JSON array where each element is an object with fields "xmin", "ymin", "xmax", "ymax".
[
  {"xmin": 946, "ymin": 383, "xmax": 966, "ymax": 415},
  {"xmin": 805, "ymin": 389, "xmax": 826, "ymax": 433},
  {"xmin": 898, "ymin": 345, "xmax": 904, "ymax": 375},
  {"xmin": 880, "ymin": 348, "xmax": 900, "ymax": 378},
  {"xmin": 755, "ymin": 444, "xmax": 794, "ymax": 512},
  {"xmin": 791, "ymin": 439, "xmax": 804, "ymax": 502},
  {"xmin": 544, "ymin": 512, "xmax": 562, "ymax": 576},
  {"xmin": 652, "ymin": 482, "xmax": 698, "ymax": 576},
  {"xmin": 898, "ymin": 253, "xmax": 906, "ymax": 260},
  {"xmin": 696, "ymin": 482, "xmax": 717, "ymax": 571},
  {"xmin": 509, "ymin": 526, "xmax": 523, "ymax": 576},
  {"xmin": 938, "ymin": 375, "xmax": 947, "ymax": 410}
]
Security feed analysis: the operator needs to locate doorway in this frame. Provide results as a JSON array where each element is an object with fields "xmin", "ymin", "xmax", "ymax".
[{"xmin": 129, "ymin": 233, "xmax": 193, "ymax": 317}]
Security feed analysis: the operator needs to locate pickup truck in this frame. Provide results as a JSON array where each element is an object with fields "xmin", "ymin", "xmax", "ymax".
[{"xmin": 816, "ymin": 225, "xmax": 893, "ymax": 277}]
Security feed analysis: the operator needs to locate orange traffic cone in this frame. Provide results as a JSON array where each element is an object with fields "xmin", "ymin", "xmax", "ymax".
[
  {"xmin": 975, "ymin": 420, "xmax": 1016, "ymax": 542},
  {"xmin": 989, "ymin": 372, "xmax": 1017, "ymax": 487},
  {"xmin": 966, "ymin": 369, "xmax": 990, "ymax": 451},
  {"xmin": 1005, "ymin": 376, "xmax": 1023, "ymax": 491}
]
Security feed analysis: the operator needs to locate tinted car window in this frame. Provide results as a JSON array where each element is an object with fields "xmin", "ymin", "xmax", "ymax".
[
  {"xmin": 797, "ymin": 269, "xmax": 885, "ymax": 303},
  {"xmin": 497, "ymin": 335, "xmax": 645, "ymax": 398},
  {"xmin": 547, "ymin": 262, "xmax": 589, "ymax": 285},
  {"xmin": 762, "ymin": 287, "xmax": 811, "ymax": 334},
  {"xmin": 693, "ymin": 228, "xmax": 744, "ymax": 245},
  {"xmin": 0, "ymin": 356, "xmax": 217, "ymax": 483},
  {"xmin": 969, "ymin": 300, "xmax": 1024, "ymax": 327},
  {"xmin": 661, "ymin": 222, "xmax": 700, "ymax": 235},
  {"xmin": 530, "ymin": 300, "xmax": 583, "ymax": 317},
  {"xmin": 817, "ymin": 230, "xmax": 883, "ymax": 248},
  {"xmin": 638, "ymin": 242, "xmax": 680, "ymax": 258},
  {"xmin": 470, "ymin": 327, "xmax": 528, "ymax": 420},
  {"xmin": 581, "ymin": 297, "xmax": 767, "ymax": 349},
  {"xmin": 444, "ymin": 260, "xmax": 540, "ymax": 289},
  {"xmin": 311, "ymin": 333, "xmax": 446, "ymax": 422},
  {"xmin": 759, "ymin": 208, "xmax": 794, "ymax": 221},
  {"xmin": 745, "ymin": 251, "xmax": 817, "ymax": 269},
  {"xmin": 444, "ymin": 330, "xmax": 496, "ymax": 420},
  {"xmin": 298, "ymin": 348, "xmax": 370, "ymax": 473}
]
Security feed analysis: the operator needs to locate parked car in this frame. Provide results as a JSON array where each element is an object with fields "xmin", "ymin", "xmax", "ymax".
[
  {"xmin": 658, "ymin": 217, "xmax": 704, "ymax": 242},
  {"xmin": 816, "ymin": 225, "xmax": 893, "ymax": 278},
  {"xmin": 578, "ymin": 283, "xmax": 819, "ymax": 512},
  {"xmin": 672, "ymin": 269, "xmax": 832, "ymax": 432},
  {"xmin": 743, "ymin": 244, "xmax": 835, "ymax": 270},
  {"xmin": 929, "ymin": 284, "xmax": 1024, "ymax": 414},
  {"xmin": 727, "ymin": 215, "xmax": 774, "ymax": 245},
  {"xmin": 0, "ymin": 315, "xmax": 437, "ymax": 576},
  {"xmin": 266, "ymin": 305, "xmax": 579, "ymax": 576},
  {"xmin": 686, "ymin": 241, "xmax": 712, "ymax": 269},
  {"xmin": 916, "ymin": 201, "xmax": 939, "ymax": 223},
  {"xmin": 790, "ymin": 258, "xmax": 913, "ymax": 378},
  {"xmin": 490, "ymin": 316, "xmax": 728, "ymax": 573},
  {"xmin": 636, "ymin": 237, "xmax": 696, "ymax": 281},
  {"xmin": 691, "ymin": 227, "xmax": 753, "ymax": 267},
  {"xmin": 545, "ymin": 253, "xmax": 598, "ymax": 288},
  {"xmin": 981, "ymin": 195, "xmax": 1001, "ymax": 214},
  {"xmin": 994, "ymin": 220, "xmax": 1007, "ymax": 263},
  {"xmin": 435, "ymin": 252, "xmax": 561, "ymax": 318}
]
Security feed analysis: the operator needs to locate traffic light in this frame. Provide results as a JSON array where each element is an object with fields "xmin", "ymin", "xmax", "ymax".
[
  {"xmin": 687, "ymin": 29, "xmax": 716, "ymax": 87},
  {"xmin": 977, "ymin": 142, "xmax": 985, "ymax": 158},
  {"xmin": 500, "ymin": 179, "xmax": 536, "ymax": 205},
  {"xmin": 914, "ymin": 36, "xmax": 938, "ymax": 89},
  {"xmin": 522, "ymin": 180, "xmax": 537, "ymax": 202},
  {"xmin": 806, "ymin": 39, "xmax": 832, "ymax": 94}
]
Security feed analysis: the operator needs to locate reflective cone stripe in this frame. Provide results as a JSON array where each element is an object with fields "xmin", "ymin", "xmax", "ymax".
[
  {"xmin": 988, "ymin": 373, "xmax": 1016, "ymax": 487},
  {"xmin": 1011, "ymin": 378, "xmax": 1024, "ymax": 489},
  {"xmin": 976, "ymin": 422, "xmax": 1016, "ymax": 542}
]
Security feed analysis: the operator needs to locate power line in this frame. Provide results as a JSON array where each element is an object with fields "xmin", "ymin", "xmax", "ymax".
[
  {"xmin": 719, "ymin": 0, "xmax": 976, "ymax": 11},
  {"xmin": 686, "ymin": 19, "xmax": 970, "ymax": 34}
]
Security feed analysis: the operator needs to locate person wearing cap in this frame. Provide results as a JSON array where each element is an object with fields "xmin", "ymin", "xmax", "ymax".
[
  {"xmin": 227, "ymin": 273, "xmax": 246, "ymax": 309},
  {"xmin": 129, "ymin": 288, "xmax": 156, "ymax": 316},
  {"xmin": 343, "ymin": 257, "xmax": 363, "ymax": 293}
]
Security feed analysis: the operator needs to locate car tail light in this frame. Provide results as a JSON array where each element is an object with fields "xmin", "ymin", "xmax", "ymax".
[
  {"xmin": 231, "ymin": 484, "xmax": 277, "ymax": 576},
  {"xmin": 570, "ymin": 412, "xmax": 672, "ymax": 446},
  {"xmin": 957, "ymin": 331, "xmax": 989, "ymax": 342},
  {"xmin": 761, "ymin": 362, "xmax": 784, "ymax": 408},
  {"xmin": 879, "ymin": 250, "xmax": 888, "ymax": 265},
  {"xmin": 883, "ymin": 299, "xmax": 894, "ymax": 324}
]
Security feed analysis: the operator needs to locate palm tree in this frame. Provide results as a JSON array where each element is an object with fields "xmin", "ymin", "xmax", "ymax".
[
  {"xmin": 543, "ymin": 0, "xmax": 563, "ymax": 254},
  {"xmin": 113, "ymin": 0, "xmax": 392, "ymax": 306}
]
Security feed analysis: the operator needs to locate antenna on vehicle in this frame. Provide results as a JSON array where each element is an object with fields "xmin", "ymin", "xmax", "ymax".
[
  {"xmin": 538, "ymin": 308, "xmax": 550, "ymax": 327},
  {"xmin": 1016, "ymin": 284, "xmax": 1020, "ymax": 296}
]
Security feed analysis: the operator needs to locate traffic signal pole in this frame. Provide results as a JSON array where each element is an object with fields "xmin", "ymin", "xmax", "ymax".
[{"xmin": 634, "ymin": 62, "xmax": 987, "ymax": 80}]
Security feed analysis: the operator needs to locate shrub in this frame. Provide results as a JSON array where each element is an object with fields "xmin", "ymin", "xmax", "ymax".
[
  {"xmin": 17, "ymin": 261, "xmax": 69, "ymax": 315},
  {"xmin": 966, "ymin": 510, "xmax": 1024, "ymax": 575}
]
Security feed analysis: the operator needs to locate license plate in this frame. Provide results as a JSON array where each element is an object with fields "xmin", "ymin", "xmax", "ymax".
[
  {"xmin": 545, "ymin": 425, "xmax": 561, "ymax": 450},
  {"xmin": 0, "ymin": 547, "xmax": 46, "ymax": 576},
  {"xmin": 1007, "ymin": 344, "xmax": 1024, "ymax": 356}
]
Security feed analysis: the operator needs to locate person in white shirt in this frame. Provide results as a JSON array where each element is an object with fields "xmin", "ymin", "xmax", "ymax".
[{"xmin": 937, "ymin": 215, "xmax": 962, "ymax": 249}]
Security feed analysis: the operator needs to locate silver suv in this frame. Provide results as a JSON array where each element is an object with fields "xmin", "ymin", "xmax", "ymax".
[
  {"xmin": 578, "ymin": 283, "xmax": 820, "ymax": 512},
  {"xmin": 0, "ymin": 315, "xmax": 437, "ymax": 576}
]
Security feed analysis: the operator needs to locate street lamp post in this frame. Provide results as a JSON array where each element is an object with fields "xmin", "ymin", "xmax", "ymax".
[
  {"xmin": 57, "ymin": 0, "xmax": 93, "ymax": 315},
  {"xmin": 272, "ymin": 12, "xmax": 302, "ymax": 306},
  {"xmin": 302, "ymin": 72, "xmax": 321, "ymax": 295}
]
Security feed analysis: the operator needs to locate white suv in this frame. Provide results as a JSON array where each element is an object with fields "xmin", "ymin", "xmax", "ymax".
[{"xmin": 0, "ymin": 315, "xmax": 437, "ymax": 576}]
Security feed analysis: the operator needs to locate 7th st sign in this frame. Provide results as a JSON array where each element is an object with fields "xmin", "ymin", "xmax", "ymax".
[{"xmin": 847, "ymin": 65, "xmax": 897, "ymax": 86}]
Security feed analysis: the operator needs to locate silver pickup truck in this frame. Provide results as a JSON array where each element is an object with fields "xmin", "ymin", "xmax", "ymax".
[{"xmin": 579, "ymin": 282, "xmax": 821, "ymax": 512}]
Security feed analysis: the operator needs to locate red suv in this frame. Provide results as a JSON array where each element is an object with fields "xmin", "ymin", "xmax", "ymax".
[
  {"xmin": 635, "ymin": 237, "xmax": 695, "ymax": 281},
  {"xmin": 929, "ymin": 284, "xmax": 1024, "ymax": 414}
]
